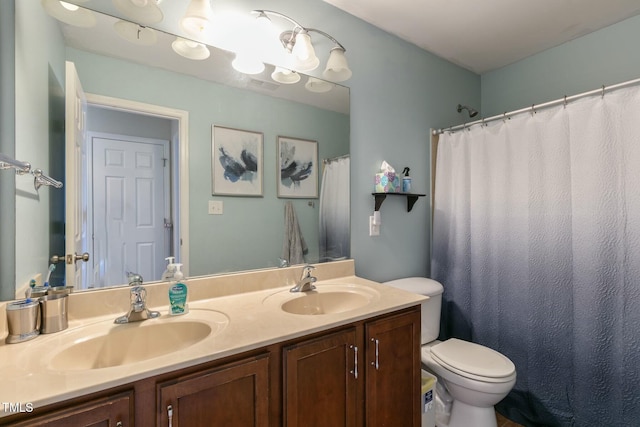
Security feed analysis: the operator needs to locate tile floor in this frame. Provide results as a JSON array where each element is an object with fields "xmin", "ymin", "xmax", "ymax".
[{"xmin": 496, "ymin": 412, "xmax": 525, "ymax": 427}]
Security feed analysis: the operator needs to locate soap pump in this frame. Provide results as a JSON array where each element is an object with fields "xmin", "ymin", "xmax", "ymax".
[
  {"xmin": 162, "ymin": 256, "xmax": 176, "ymax": 280},
  {"xmin": 402, "ymin": 167, "xmax": 412, "ymax": 193},
  {"xmin": 168, "ymin": 264, "xmax": 188, "ymax": 315}
]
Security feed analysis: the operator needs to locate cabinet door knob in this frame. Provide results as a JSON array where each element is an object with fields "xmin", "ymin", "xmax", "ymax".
[
  {"xmin": 167, "ymin": 404, "xmax": 173, "ymax": 427},
  {"xmin": 371, "ymin": 338, "xmax": 380, "ymax": 370},
  {"xmin": 116, "ymin": 422, "xmax": 123, "ymax": 427}
]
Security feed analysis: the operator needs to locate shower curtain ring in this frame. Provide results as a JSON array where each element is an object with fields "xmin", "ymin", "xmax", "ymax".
[
  {"xmin": 563, "ymin": 95, "xmax": 567, "ymax": 108},
  {"xmin": 531, "ymin": 104, "xmax": 536, "ymax": 116},
  {"xmin": 602, "ymin": 85, "xmax": 606, "ymax": 98}
]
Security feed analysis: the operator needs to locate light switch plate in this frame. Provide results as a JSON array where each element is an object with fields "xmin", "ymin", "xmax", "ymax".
[
  {"xmin": 208, "ymin": 200, "xmax": 223, "ymax": 215},
  {"xmin": 369, "ymin": 216, "xmax": 380, "ymax": 236}
]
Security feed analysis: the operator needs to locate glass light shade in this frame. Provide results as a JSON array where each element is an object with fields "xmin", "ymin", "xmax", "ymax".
[
  {"xmin": 305, "ymin": 77, "xmax": 334, "ymax": 93},
  {"xmin": 180, "ymin": 0, "xmax": 214, "ymax": 38},
  {"xmin": 232, "ymin": 53, "xmax": 265, "ymax": 75},
  {"xmin": 322, "ymin": 47, "xmax": 352, "ymax": 82},
  {"xmin": 41, "ymin": 0, "xmax": 96, "ymax": 28},
  {"xmin": 113, "ymin": 0, "xmax": 163, "ymax": 25},
  {"xmin": 172, "ymin": 38, "xmax": 210, "ymax": 60},
  {"xmin": 271, "ymin": 67, "xmax": 300, "ymax": 84},
  {"xmin": 113, "ymin": 20, "xmax": 158, "ymax": 45},
  {"xmin": 292, "ymin": 32, "xmax": 319, "ymax": 71}
]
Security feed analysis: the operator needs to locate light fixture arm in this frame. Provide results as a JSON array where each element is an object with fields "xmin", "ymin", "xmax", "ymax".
[
  {"xmin": 253, "ymin": 10, "xmax": 346, "ymax": 51},
  {"xmin": 306, "ymin": 28, "xmax": 346, "ymax": 52}
]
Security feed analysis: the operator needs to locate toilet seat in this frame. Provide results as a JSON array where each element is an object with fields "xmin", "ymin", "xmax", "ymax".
[{"xmin": 429, "ymin": 339, "xmax": 515, "ymax": 383}]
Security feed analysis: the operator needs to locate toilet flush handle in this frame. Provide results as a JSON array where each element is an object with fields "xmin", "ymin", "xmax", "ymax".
[{"xmin": 371, "ymin": 338, "xmax": 379, "ymax": 370}]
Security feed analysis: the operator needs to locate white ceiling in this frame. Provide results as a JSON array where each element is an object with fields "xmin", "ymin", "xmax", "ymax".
[{"xmin": 323, "ymin": 0, "xmax": 640, "ymax": 74}]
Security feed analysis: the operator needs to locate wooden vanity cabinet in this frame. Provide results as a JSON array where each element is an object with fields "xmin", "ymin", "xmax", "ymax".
[
  {"xmin": 156, "ymin": 353, "xmax": 270, "ymax": 427},
  {"xmin": 2, "ymin": 306, "xmax": 420, "ymax": 427},
  {"xmin": 6, "ymin": 390, "xmax": 133, "ymax": 427},
  {"xmin": 283, "ymin": 328, "xmax": 360, "ymax": 427},
  {"xmin": 282, "ymin": 307, "xmax": 421, "ymax": 427},
  {"xmin": 365, "ymin": 309, "xmax": 421, "ymax": 427}
]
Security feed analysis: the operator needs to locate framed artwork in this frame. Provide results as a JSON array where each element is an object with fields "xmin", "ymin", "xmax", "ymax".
[
  {"xmin": 277, "ymin": 136, "xmax": 318, "ymax": 198},
  {"xmin": 212, "ymin": 125, "xmax": 263, "ymax": 196}
]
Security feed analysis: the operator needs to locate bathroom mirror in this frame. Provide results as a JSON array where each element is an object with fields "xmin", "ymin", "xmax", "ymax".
[{"xmin": 6, "ymin": 0, "xmax": 349, "ymax": 300}]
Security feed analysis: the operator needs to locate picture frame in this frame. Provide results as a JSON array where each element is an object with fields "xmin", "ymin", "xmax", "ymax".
[
  {"xmin": 212, "ymin": 125, "xmax": 263, "ymax": 196},
  {"xmin": 277, "ymin": 136, "xmax": 318, "ymax": 198}
]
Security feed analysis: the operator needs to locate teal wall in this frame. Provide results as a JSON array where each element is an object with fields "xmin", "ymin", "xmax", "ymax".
[{"xmin": 481, "ymin": 14, "xmax": 640, "ymax": 117}]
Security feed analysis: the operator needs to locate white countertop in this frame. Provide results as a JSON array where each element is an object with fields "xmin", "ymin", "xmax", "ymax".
[{"xmin": 0, "ymin": 263, "xmax": 425, "ymax": 418}]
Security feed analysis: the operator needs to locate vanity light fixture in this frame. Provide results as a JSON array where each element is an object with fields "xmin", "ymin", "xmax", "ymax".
[
  {"xmin": 271, "ymin": 67, "xmax": 301, "ymax": 84},
  {"xmin": 113, "ymin": 0, "xmax": 163, "ymax": 25},
  {"xmin": 250, "ymin": 10, "xmax": 352, "ymax": 82},
  {"xmin": 232, "ymin": 53, "xmax": 265, "ymax": 75},
  {"xmin": 172, "ymin": 37, "xmax": 210, "ymax": 60},
  {"xmin": 113, "ymin": 20, "xmax": 158, "ymax": 45},
  {"xmin": 180, "ymin": 0, "xmax": 215, "ymax": 38},
  {"xmin": 41, "ymin": 0, "xmax": 97, "ymax": 28},
  {"xmin": 305, "ymin": 76, "xmax": 334, "ymax": 93}
]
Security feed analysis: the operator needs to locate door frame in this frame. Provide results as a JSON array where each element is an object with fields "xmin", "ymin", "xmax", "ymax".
[{"xmin": 85, "ymin": 93, "xmax": 190, "ymax": 277}]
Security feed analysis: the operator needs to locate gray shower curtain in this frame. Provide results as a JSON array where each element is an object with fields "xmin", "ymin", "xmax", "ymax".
[{"xmin": 432, "ymin": 85, "xmax": 640, "ymax": 426}]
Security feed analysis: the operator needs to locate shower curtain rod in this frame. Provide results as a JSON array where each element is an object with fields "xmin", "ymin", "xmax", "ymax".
[
  {"xmin": 323, "ymin": 154, "xmax": 350, "ymax": 164},
  {"xmin": 433, "ymin": 76, "xmax": 640, "ymax": 135}
]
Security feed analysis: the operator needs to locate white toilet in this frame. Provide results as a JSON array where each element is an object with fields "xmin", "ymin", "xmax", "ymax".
[{"xmin": 384, "ymin": 278, "xmax": 516, "ymax": 427}]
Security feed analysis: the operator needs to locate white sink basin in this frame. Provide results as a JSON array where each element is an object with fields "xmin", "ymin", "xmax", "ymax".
[
  {"xmin": 264, "ymin": 284, "xmax": 380, "ymax": 315},
  {"xmin": 43, "ymin": 310, "xmax": 229, "ymax": 371}
]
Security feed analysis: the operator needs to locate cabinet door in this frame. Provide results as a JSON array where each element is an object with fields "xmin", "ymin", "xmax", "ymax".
[
  {"xmin": 283, "ymin": 328, "xmax": 360, "ymax": 427},
  {"xmin": 157, "ymin": 354, "xmax": 269, "ymax": 427},
  {"xmin": 365, "ymin": 309, "xmax": 421, "ymax": 427},
  {"xmin": 6, "ymin": 391, "xmax": 133, "ymax": 427}
]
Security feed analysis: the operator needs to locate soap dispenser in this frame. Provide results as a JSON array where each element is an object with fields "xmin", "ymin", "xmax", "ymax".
[
  {"xmin": 168, "ymin": 264, "xmax": 188, "ymax": 315},
  {"xmin": 402, "ymin": 167, "xmax": 412, "ymax": 193},
  {"xmin": 161, "ymin": 257, "xmax": 176, "ymax": 280}
]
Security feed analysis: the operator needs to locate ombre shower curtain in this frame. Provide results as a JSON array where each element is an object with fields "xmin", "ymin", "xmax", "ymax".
[
  {"xmin": 319, "ymin": 156, "xmax": 350, "ymax": 261},
  {"xmin": 432, "ymin": 85, "xmax": 640, "ymax": 426}
]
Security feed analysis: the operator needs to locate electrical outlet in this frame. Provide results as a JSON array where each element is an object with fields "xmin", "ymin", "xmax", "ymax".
[
  {"xmin": 369, "ymin": 216, "xmax": 380, "ymax": 236},
  {"xmin": 208, "ymin": 200, "xmax": 223, "ymax": 215}
]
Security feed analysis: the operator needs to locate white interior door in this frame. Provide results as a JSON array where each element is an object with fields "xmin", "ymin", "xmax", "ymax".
[
  {"xmin": 64, "ymin": 61, "xmax": 88, "ymax": 288},
  {"xmin": 92, "ymin": 135, "xmax": 169, "ymax": 287}
]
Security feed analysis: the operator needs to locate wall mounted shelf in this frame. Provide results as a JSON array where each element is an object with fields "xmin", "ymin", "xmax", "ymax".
[{"xmin": 372, "ymin": 192, "xmax": 426, "ymax": 212}]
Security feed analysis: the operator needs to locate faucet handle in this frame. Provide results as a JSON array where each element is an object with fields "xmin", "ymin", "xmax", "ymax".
[
  {"xmin": 302, "ymin": 265, "xmax": 316, "ymax": 276},
  {"xmin": 127, "ymin": 272, "xmax": 143, "ymax": 286}
]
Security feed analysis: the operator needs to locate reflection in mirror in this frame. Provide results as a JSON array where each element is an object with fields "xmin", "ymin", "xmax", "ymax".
[{"xmin": 6, "ymin": 0, "xmax": 350, "ymax": 301}]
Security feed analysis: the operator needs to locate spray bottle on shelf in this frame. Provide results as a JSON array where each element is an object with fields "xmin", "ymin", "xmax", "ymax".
[
  {"xmin": 402, "ymin": 167, "xmax": 412, "ymax": 193},
  {"xmin": 168, "ymin": 264, "xmax": 188, "ymax": 316}
]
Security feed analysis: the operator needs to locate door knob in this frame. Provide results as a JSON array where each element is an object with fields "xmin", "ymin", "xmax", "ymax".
[
  {"xmin": 66, "ymin": 252, "xmax": 90, "ymax": 265},
  {"xmin": 50, "ymin": 255, "xmax": 65, "ymax": 264}
]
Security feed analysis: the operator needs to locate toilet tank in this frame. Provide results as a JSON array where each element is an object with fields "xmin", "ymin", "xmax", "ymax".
[{"xmin": 383, "ymin": 277, "xmax": 444, "ymax": 345}]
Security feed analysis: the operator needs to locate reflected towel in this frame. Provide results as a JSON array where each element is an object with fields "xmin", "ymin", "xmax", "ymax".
[{"xmin": 282, "ymin": 201, "xmax": 308, "ymax": 265}]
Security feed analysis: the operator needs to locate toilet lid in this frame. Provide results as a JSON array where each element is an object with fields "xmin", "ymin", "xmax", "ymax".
[{"xmin": 430, "ymin": 338, "xmax": 515, "ymax": 379}]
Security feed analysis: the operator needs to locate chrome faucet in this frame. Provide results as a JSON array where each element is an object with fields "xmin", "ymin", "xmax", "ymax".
[
  {"xmin": 290, "ymin": 265, "xmax": 317, "ymax": 293},
  {"xmin": 114, "ymin": 273, "xmax": 161, "ymax": 324}
]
